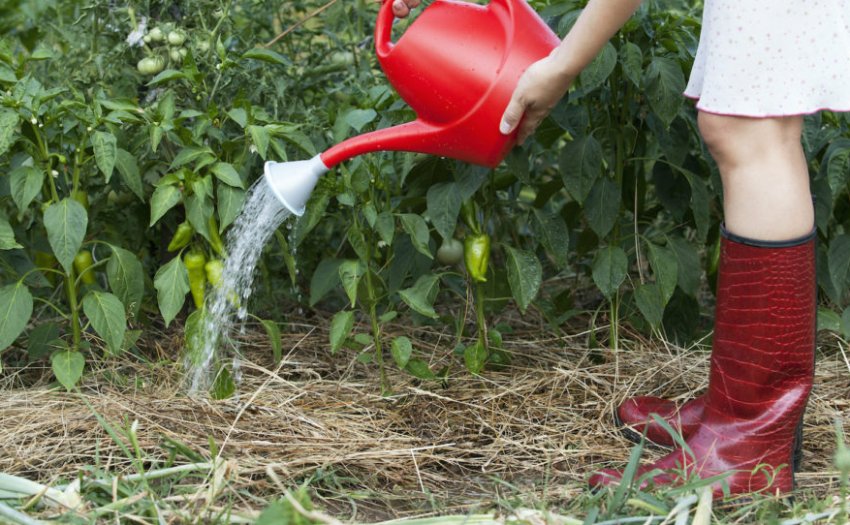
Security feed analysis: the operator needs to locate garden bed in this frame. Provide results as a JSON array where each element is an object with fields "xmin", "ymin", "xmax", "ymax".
[{"xmin": 1, "ymin": 315, "xmax": 848, "ymax": 522}]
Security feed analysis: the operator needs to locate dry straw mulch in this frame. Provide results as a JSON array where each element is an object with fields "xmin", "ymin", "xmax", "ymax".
[{"xmin": 1, "ymin": 316, "xmax": 849, "ymax": 520}]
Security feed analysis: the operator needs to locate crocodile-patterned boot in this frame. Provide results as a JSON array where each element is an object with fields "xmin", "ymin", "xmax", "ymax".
[{"xmin": 590, "ymin": 227, "xmax": 816, "ymax": 497}]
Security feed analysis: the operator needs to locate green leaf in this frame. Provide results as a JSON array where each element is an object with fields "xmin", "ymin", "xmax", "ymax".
[
  {"xmin": 375, "ymin": 212, "xmax": 395, "ymax": 246},
  {"xmin": 399, "ymin": 273, "xmax": 440, "ymax": 319},
  {"xmin": 310, "ymin": 258, "xmax": 343, "ymax": 306},
  {"xmin": 345, "ymin": 108, "xmax": 377, "ymax": 132},
  {"xmin": 531, "ymin": 208, "xmax": 569, "ymax": 269},
  {"xmin": 262, "ymin": 320, "xmax": 282, "ymax": 363},
  {"xmin": 560, "ymin": 135, "xmax": 602, "ymax": 204},
  {"xmin": 211, "ymin": 162, "xmax": 245, "ymax": 189},
  {"xmin": 241, "ymin": 48, "xmax": 288, "ymax": 65},
  {"xmin": 107, "ymin": 246, "xmax": 144, "ymax": 317},
  {"xmin": 668, "ymin": 236, "xmax": 701, "ymax": 296},
  {"xmin": 426, "ymin": 182, "xmax": 463, "ymax": 242},
  {"xmin": 149, "ymin": 184, "xmax": 182, "ymax": 226},
  {"xmin": 184, "ymin": 308, "xmax": 207, "ymax": 366},
  {"xmin": 148, "ymin": 69, "xmax": 187, "ymax": 85},
  {"xmin": 828, "ymin": 234, "xmax": 850, "ymax": 296},
  {"xmin": 685, "ymin": 171, "xmax": 711, "ymax": 241},
  {"xmin": 211, "ymin": 364, "xmax": 236, "ymax": 400},
  {"xmin": 92, "ymin": 131, "xmax": 117, "ymax": 182},
  {"xmin": 51, "ymin": 350, "xmax": 85, "ymax": 390},
  {"xmin": 227, "ymin": 108, "xmax": 248, "ymax": 128},
  {"xmin": 463, "ymin": 340, "xmax": 488, "ymax": 375},
  {"xmin": 504, "ymin": 245, "xmax": 542, "ymax": 314},
  {"xmin": 0, "ymin": 282, "xmax": 33, "ymax": 351},
  {"xmin": 592, "ymin": 246, "xmax": 628, "ymax": 300},
  {"xmin": 338, "ymin": 260, "xmax": 364, "ymax": 307},
  {"xmin": 82, "ymin": 291, "xmax": 127, "ymax": 356},
  {"xmin": 578, "ymin": 42, "xmax": 617, "ymax": 94},
  {"xmin": 399, "ymin": 213, "xmax": 432, "ymax": 259},
  {"xmin": 9, "ymin": 166, "xmax": 43, "ymax": 211},
  {"xmin": 827, "ymin": 147, "xmax": 850, "ymax": 195},
  {"xmin": 115, "ymin": 149, "xmax": 144, "ymax": 200},
  {"xmin": 0, "ymin": 217, "xmax": 21, "ymax": 250},
  {"xmin": 818, "ymin": 307, "xmax": 841, "ymax": 333},
  {"xmin": 841, "ymin": 306, "xmax": 850, "ymax": 339},
  {"xmin": 646, "ymin": 242, "xmax": 678, "ymax": 303},
  {"xmin": 585, "ymin": 176, "xmax": 621, "ymax": 238},
  {"xmin": 391, "ymin": 336, "xmax": 413, "ymax": 368},
  {"xmin": 154, "ymin": 256, "xmax": 189, "ymax": 327},
  {"xmin": 330, "ymin": 310, "xmax": 354, "ymax": 355},
  {"xmin": 635, "ymin": 283, "xmax": 665, "ymax": 330},
  {"xmin": 217, "ymin": 184, "xmax": 246, "ymax": 231},
  {"xmin": 249, "ymin": 125, "xmax": 270, "ymax": 159},
  {"xmin": 643, "ymin": 56, "xmax": 685, "ymax": 127},
  {"xmin": 43, "ymin": 199, "xmax": 88, "ymax": 273},
  {"xmin": 185, "ymin": 192, "xmax": 213, "ymax": 242},
  {"xmin": 405, "ymin": 359, "xmax": 435, "ymax": 380},
  {"xmin": 619, "ymin": 42, "xmax": 643, "ymax": 87},
  {"xmin": 170, "ymin": 147, "xmax": 214, "ymax": 170},
  {"xmin": 149, "ymin": 124, "xmax": 164, "ymax": 153},
  {"xmin": 27, "ymin": 322, "xmax": 60, "ymax": 361},
  {"xmin": 0, "ymin": 108, "xmax": 19, "ymax": 157}
]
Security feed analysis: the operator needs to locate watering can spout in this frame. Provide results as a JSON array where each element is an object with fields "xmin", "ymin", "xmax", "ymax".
[
  {"xmin": 321, "ymin": 119, "xmax": 447, "ymax": 168},
  {"xmin": 263, "ymin": 155, "xmax": 329, "ymax": 216}
]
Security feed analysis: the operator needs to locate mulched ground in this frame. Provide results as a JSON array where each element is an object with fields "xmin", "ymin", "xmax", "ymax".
[{"xmin": 1, "ymin": 313, "xmax": 848, "ymax": 521}]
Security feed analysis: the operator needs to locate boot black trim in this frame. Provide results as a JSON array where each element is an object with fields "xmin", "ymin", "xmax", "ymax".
[{"xmin": 721, "ymin": 224, "xmax": 816, "ymax": 249}]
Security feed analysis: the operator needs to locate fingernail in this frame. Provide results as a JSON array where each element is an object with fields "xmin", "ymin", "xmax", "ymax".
[{"xmin": 499, "ymin": 121, "xmax": 512, "ymax": 134}]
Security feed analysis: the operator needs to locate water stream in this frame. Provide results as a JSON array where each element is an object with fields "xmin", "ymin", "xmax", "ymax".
[{"xmin": 185, "ymin": 181, "xmax": 291, "ymax": 395}]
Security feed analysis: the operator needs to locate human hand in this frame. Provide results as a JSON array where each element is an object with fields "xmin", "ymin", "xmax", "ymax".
[
  {"xmin": 499, "ymin": 52, "xmax": 575, "ymax": 144},
  {"xmin": 391, "ymin": 0, "xmax": 421, "ymax": 17}
]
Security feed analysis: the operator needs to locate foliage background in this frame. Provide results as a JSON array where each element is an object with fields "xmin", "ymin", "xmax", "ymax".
[{"xmin": 0, "ymin": 0, "xmax": 849, "ymax": 388}]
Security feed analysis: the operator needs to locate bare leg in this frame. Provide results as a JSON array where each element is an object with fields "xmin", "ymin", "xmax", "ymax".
[{"xmin": 697, "ymin": 112, "xmax": 813, "ymax": 239}]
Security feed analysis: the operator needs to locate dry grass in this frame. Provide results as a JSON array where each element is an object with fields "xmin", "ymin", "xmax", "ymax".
[{"xmin": 1, "ymin": 314, "xmax": 849, "ymax": 521}]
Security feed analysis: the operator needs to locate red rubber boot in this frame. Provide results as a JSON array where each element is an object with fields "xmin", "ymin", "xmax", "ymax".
[{"xmin": 590, "ymin": 228, "xmax": 816, "ymax": 497}]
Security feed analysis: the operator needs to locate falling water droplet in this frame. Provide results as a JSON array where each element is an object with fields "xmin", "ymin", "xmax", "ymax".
[{"xmin": 185, "ymin": 180, "xmax": 292, "ymax": 395}]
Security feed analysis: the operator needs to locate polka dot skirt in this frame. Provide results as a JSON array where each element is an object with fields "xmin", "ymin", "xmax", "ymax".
[{"xmin": 684, "ymin": 0, "xmax": 850, "ymax": 117}]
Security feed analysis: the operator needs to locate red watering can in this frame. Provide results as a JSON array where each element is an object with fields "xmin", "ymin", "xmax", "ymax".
[{"xmin": 264, "ymin": 0, "xmax": 560, "ymax": 215}]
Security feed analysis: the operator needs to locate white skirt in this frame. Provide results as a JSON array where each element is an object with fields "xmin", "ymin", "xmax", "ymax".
[{"xmin": 684, "ymin": 0, "xmax": 850, "ymax": 117}]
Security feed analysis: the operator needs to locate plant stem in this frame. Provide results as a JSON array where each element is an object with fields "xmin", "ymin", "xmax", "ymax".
[
  {"xmin": 610, "ymin": 290, "xmax": 620, "ymax": 352},
  {"xmin": 32, "ymin": 125, "xmax": 60, "ymax": 202},
  {"xmin": 363, "ymin": 218, "xmax": 387, "ymax": 393},
  {"xmin": 65, "ymin": 270, "xmax": 81, "ymax": 350},
  {"xmin": 475, "ymin": 282, "xmax": 488, "ymax": 353}
]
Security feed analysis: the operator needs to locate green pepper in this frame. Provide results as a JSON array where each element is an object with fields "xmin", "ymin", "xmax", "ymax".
[
  {"xmin": 70, "ymin": 190, "xmax": 89, "ymax": 212},
  {"xmin": 207, "ymin": 216, "xmax": 226, "ymax": 257},
  {"xmin": 167, "ymin": 221, "xmax": 194, "ymax": 252},
  {"xmin": 184, "ymin": 251, "xmax": 207, "ymax": 309},
  {"xmin": 464, "ymin": 233, "xmax": 490, "ymax": 283},
  {"xmin": 35, "ymin": 250, "xmax": 58, "ymax": 285},
  {"xmin": 74, "ymin": 250, "xmax": 96, "ymax": 285},
  {"xmin": 205, "ymin": 259, "xmax": 223, "ymax": 288}
]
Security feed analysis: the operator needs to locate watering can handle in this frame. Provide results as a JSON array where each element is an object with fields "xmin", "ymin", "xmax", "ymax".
[{"xmin": 375, "ymin": 0, "xmax": 396, "ymax": 58}]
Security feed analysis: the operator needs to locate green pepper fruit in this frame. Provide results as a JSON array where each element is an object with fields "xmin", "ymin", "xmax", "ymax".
[
  {"xmin": 70, "ymin": 190, "xmax": 89, "ymax": 212},
  {"xmin": 205, "ymin": 259, "xmax": 223, "ymax": 288},
  {"xmin": 167, "ymin": 221, "xmax": 194, "ymax": 252},
  {"xmin": 436, "ymin": 238, "xmax": 464, "ymax": 266},
  {"xmin": 464, "ymin": 233, "xmax": 490, "ymax": 283},
  {"xmin": 184, "ymin": 251, "xmax": 207, "ymax": 309},
  {"xmin": 74, "ymin": 250, "xmax": 96, "ymax": 285},
  {"xmin": 207, "ymin": 216, "xmax": 226, "ymax": 257}
]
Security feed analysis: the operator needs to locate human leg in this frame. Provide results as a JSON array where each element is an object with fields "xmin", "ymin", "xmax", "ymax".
[
  {"xmin": 597, "ymin": 113, "xmax": 817, "ymax": 497},
  {"xmin": 614, "ymin": 114, "xmax": 814, "ymax": 447}
]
